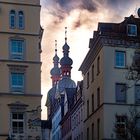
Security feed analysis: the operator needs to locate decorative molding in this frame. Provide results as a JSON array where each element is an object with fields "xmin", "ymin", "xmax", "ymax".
[
  {"xmin": 0, "ymin": 31, "xmax": 40, "ymax": 37},
  {"xmin": 0, "ymin": 1, "xmax": 41, "ymax": 7},
  {"xmin": 0, "ymin": 92, "xmax": 42, "ymax": 97},
  {"xmin": 7, "ymin": 64, "xmax": 28, "ymax": 72},
  {"xmin": 0, "ymin": 59, "xmax": 41, "ymax": 64}
]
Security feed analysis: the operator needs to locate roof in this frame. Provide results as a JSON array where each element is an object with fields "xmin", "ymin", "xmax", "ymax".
[
  {"xmin": 58, "ymin": 77, "xmax": 76, "ymax": 93},
  {"xmin": 79, "ymin": 15, "xmax": 140, "ymax": 74},
  {"xmin": 65, "ymin": 88, "xmax": 76, "ymax": 109}
]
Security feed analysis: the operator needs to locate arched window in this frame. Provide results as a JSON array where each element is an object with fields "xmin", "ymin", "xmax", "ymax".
[
  {"xmin": 10, "ymin": 10, "xmax": 16, "ymax": 28},
  {"xmin": 18, "ymin": 11, "xmax": 24, "ymax": 29}
]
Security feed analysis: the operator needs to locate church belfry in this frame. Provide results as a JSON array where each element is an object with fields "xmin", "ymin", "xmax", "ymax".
[
  {"xmin": 50, "ymin": 40, "xmax": 61, "ymax": 86},
  {"xmin": 60, "ymin": 27, "xmax": 73, "ymax": 78}
]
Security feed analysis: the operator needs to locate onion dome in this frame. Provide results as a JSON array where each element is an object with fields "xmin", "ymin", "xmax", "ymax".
[
  {"xmin": 60, "ymin": 53, "xmax": 73, "ymax": 66},
  {"xmin": 60, "ymin": 40, "xmax": 73, "ymax": 66},
  {"xmin": 58, "ymin": 77, "xmax": 76, "ymax": 93},
  {"xmin": 50, "ymin": 51, "xmax": 61, "ymax": 76},
  {"xmin": 50, "ymin": 40, "xmax": 61, "ymax": 86},
  {"xmin": 60, "ymin": 27, "xmax": 73, "ymax": 78}
]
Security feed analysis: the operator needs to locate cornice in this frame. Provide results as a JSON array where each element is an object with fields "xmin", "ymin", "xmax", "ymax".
[
  {"xmin": 0, "ymin": 1, "xmax": 41, "ymax": 7},
  {"xmin": 0, "ymin": 31, "xmax": 40, "ymax": 37},
  {"xmin": 0, "ymin": 92, "xmax": 42, "ymax": 97},
  {"xmin": 0, "ymin": 59, "xmax": 42, "ymax": 65}
]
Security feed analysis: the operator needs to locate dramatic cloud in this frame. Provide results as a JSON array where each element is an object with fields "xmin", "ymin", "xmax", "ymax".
[{"xmin": 41, "ymin": 0, "xmax": 140, "ymax": 119}]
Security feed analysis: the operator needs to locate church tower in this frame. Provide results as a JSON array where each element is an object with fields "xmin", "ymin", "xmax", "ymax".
[
  {"xmin": 50, "ymin": 40, "xmax": 61, "ymax": 86},
  {"xmin": 60, "ymin": 27, "xmax": 73, "ymax": 78},
  {"xmin": 46, "ymin": 40, "xmax": 61, "ymax": 119},
  {"xmin": 57, "ymin": 27, "xmax": 76, "ymax": 94},
  {"xmin": 0, "ymin": 0, "xmax": 43, "ymax": 139}
]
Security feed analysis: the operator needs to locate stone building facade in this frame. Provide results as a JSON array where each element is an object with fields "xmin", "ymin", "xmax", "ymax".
[
  {"xmin": 0, "ymin": 0, "xmax": 43, "ymax": 139},
  {"xmin": 79, "ymin": 15, "xmax": 140, "ymax": 140}
]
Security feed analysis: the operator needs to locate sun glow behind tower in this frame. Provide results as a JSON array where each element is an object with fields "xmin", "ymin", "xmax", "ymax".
[{"xmin": 40, "ymin": 0, "xmax": 140, "ymax": 119}]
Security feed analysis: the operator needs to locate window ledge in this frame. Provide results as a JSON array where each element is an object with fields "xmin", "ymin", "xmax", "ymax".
[{"xmin": 114, "ymin": 66, "xmax": 127, "ymax": 69}]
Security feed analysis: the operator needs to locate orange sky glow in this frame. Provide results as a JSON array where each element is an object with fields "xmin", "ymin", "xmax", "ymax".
[{"xmin": 40, "ymin": 0, "xmax": 140, "ymax": 120}]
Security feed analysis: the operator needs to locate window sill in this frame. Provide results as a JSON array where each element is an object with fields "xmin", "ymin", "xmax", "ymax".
[
  {"xmin": 116, "ymin": 101, "xmax": 126, "ymax": 104},
  {"xmin": 114, "ymin": 66, "xmax": 127, "ymax": 69}
]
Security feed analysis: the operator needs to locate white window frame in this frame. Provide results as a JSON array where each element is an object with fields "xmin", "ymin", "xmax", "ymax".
[
  {"xmin": 115, "ymin": 51, "xmax": 126, "ymax": 68},
  {"xmin": 11, "ymin": 72, "xmax": 25, "ymax": 93},
  {"xmin": 18, "ymin": 11, "xmax": 25, "ymax": 29},
  {"xmin": 127, "ymin": 24, "xmax": 137, "ymax": 37},
  {"xmin": 11, "ymin": 112, "xmax": 24, "ymax": 134},
  {"xmin": 10, "ymin": 10, "xmax": 16, "ymax": 29},
  {"xmin": 10, "ymin": 39, "xmax": 25, "ymax": 60}
]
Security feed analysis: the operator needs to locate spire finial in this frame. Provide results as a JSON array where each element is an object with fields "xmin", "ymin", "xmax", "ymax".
[
  {"xmin": 65, "ymin": 27, "xmax": 67, "ymax": 43},
  {"xmin": 55, "ymin": 40, "xmax": 57, "ymax": 54}
]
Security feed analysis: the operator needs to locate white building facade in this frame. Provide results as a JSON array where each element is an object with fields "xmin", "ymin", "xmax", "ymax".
[{"xmin": 79, "ymin": 15, "xmax": 140, "ymax": 140}]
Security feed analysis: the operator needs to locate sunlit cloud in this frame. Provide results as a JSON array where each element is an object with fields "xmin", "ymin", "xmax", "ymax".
[{"xmin": 40, "ymin": 0, "xmax": 140, "ymax": 119}]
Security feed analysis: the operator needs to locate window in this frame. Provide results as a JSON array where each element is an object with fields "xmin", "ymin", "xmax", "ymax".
[
  {"xmin": 87, "ymin": 100, "xmax": 89, "ymax": 117},
  {"xmin": 92, "ymin": 65, "xmax": 94, "ymax": 82},
  {"xmin": 87, "ymin": 127, "xmax": 89, "ymax": 140},
  {"xmin": 10, "ymin": 10, "xmax": 16, "ymax": 28},
  {"xmin": 87, "ymin": 72, "xmax": 89, "ymax": 88},
  {"xmin": 97, "ymin": 56, "xmax": 100, "ymax": 75},
  {"xmin": 10, "ymin": 39, "xmax": 24, "ymax": 60},
  {"xmin": 92, "ymin": 94, "xmax": 94, "ymax": 112},
  {"xmin": 127, "ymin": 24, "xmax": 137, "ymax": 36},
  {"xmin": 136, "ymin": 117, "xmax": 140, "ymax": 138},
  {"xmin": 81, "ymin": 132, "xmax": 83, "ymax": 140},
  {"xmin": 92, "ymin": 123, "xmax": 94, "ymax": 140},
  {"xmin": 116, "ymin": 83, "xmax": 126, "ymax": 103},
  {"xmin": 135, "ymin": 85, "xmax": 140, "ymax": 104},
  {"xmin": 12, "ymin": 112, "xmax": 24, "ymax": 134},
  {"xmin": 116, "ymin": 115, "xmax": 126, "ymax": 138},
  {"xmin": 115, "ymin": 51, "xmax": 126, "ymax": 68},
  {"xmin": 11, "ymin": 73, "xmax": 24, "ymax": 92},
  {"xmin": 97, "ymin": 119, "xmax": 100, "ymax": 140},
  {"xmin": 18, "ymin": 11, "xmax": 24, "ymax": 29},
  {"xmin": 97, "ymin": 88, "xmax": 100, "ymax": 107}
]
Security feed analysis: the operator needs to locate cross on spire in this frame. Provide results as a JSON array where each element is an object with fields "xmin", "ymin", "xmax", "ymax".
[
  {"xmin": 55, "ymin": 40, "xmax": 57, "ymax": 55},
  {"xmin": 65, "ymin": 27, "xmax": 67, "ymax": 43}
]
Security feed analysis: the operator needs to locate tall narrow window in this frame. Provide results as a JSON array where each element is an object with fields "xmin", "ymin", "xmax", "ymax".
[
  {"xmin": 18, "ymin": 11, "xmax": 24, "ymax": 29},
  {"xmin": 115, "ymin": 83, "xmax": 126, "ymax": 103},
  {"xmin": 97, "ymin": 119, "xmax": 100, "ymax": 140},
  {"xmin": 92, "ymin": 94, "xmax": 94, "ymax": 112},
  {"xmin": 87, "ymin": 72, "xmax": 89, "ymax": 88},
  {"xmin": 116, "ymin": 115, "xmax": 126, "ymax": 138},
  {"xmin": 87, "ymin": 127, "xmax": 89, "ymax": 140},
  {"xmin": 10, "ymin": 10, "xmax": 16, "ymax": 28},
  {"xmin": 87, "ymin": 100, "xmax": 89, "ymax": 117},
  {"xmin": 10, "ymin": 39, "xmax": 24, "ymax": 60},
  {"xmin": 97, "ymin": 88, "xmax": 100, "ymax": 107},
  {"xmin": 8, "ymin": 103, "xmax": 27, "ymax": 139},
  {"xmin": 92, "ymin": 65, "xmax": 94, "ymax": 82},
  {"xmin": 12, "ymin": 112, "xmax": 24, "ymax": 134},
  {"xmin": 135, "ymin": 85, "xmax": 140, "ymax": 104},
  {"xmin": 92, "ymin": 123, "xmax": 94, "ymax": 140},
  {"xmin": 11, "ymin": 72, "xmax": 24, "ymax": 93},
  {"xmin": 97, "ymin": 56, "xmax": 100, "ymax": 75},
  {"xmin": 115, "ymin": 51, "xmax": 126, "ymax": 68}
]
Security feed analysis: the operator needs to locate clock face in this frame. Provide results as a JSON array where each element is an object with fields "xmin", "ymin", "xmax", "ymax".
[{"xmin": 138, "ymin": 8, "xmax": 140, "ymax": 17}]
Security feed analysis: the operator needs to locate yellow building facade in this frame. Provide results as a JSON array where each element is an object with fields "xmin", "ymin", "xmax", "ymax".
[{"xmin": 0, "ymin": 0, "xmax": 42, "ymax": 139}]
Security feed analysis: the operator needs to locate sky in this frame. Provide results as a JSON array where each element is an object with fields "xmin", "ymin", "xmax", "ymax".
[{"xmin": 40, "ymin": 0, "xmax": 140, "ymax": 120}]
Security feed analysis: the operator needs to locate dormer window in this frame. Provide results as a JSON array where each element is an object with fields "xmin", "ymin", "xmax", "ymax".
[{"xmin": 127, "ymin": 24, "xmax": 137, "ymax": 36}]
